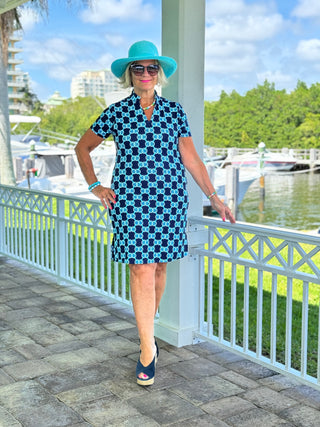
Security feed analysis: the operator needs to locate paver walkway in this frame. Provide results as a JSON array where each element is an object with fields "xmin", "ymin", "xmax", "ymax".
[{"xmin": 1, "ymin": 256, "xmax": 320, "ymax": 426}]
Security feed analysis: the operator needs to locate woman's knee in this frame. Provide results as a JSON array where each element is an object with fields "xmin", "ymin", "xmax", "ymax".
[
  {"xmin": 155, "ymin": 262, "xmax": 167, "ymax": 274},
  {"xmin": 129, "ymin": 263, "xmax": 157, "ymax": 278}
]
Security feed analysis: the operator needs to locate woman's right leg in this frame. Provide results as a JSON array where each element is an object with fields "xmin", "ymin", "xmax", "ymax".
[{"xmin": 129, "ymin": 263, "xmax": 157, "ymax": 371}]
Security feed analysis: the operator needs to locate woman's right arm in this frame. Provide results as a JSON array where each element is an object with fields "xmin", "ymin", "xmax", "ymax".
[{"xmin": 75, "ymin": 128, "xmax": 116, "ymax": 210}]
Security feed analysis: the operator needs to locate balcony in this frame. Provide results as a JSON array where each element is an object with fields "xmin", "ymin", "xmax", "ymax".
[
  {"xmin": 8, "ymin": 47, "xmax": 23, "ymax": 53},
  {"xmin": 0, "ymin": 184, "xmax": 319, "ymax": 391},
  {"xmin": 8, "ymin": 92, "xmax": 24, "ymax": 99},
  {"xmin": 7, "ymin": 69, "xmax": 24, "ymax": 76},
  {"xmin": 0, "ymin": 184, "xmax": 320, "ymax": 425},
  {"xmin": 7, "ymin": 81, "xmax": 25, "ymax": 88},
  {"xmin": 8, "ymin": 58, "xmax": 23, "ymax": 65}
]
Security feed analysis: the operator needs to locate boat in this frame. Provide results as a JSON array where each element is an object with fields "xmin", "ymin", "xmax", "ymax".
[
  {"xmin": 230, "ymin": 145, "xmax": 297, "ymax": 171},
  {"xmin": 203, "ymin": 159, "xmax": 259, "ymax": 214}
]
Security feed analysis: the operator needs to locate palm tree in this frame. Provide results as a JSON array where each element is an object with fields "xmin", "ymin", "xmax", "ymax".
[
  {"xmin": 0, "ymin": 1, "xmax": 88, "ymax": 185},
  {"xmin": 0, "ymin": 8, "xmax": 21, "ymax": 185}
]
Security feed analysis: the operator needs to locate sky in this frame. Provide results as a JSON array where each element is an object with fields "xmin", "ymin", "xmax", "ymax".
[{"xmin": 16, "ymin": 0, "xmax": 320, "ymax": 102}]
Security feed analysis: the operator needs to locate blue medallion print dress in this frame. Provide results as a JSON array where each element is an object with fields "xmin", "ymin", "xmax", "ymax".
[{"xmin": 90, "ymin": 91, "xmax": 192, "ymax": 264}]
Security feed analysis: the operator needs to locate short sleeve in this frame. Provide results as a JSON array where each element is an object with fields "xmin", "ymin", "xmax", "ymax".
[
  {"xmin": 177, "ymin": 104, "xmax": 192, "ymax": 138},
  {"xmin": 90, "ymin": 105, "xmax": 116, "ymax": 139}
]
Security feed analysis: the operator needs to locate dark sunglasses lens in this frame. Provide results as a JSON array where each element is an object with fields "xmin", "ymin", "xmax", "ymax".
[
  {"xmin": 131, "ymin": 65, "xmax": 144, "ymax": 75},
  {"xmin": 147, "ymin": 65, "xmax": 159, "ymax": 75}
]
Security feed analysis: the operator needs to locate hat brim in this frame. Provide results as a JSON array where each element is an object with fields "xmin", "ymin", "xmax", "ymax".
[{"xmin": 111, "ymin": 55, "xmax": 177, "ymax": 78}]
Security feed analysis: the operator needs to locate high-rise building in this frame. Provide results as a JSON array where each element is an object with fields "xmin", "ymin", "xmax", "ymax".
[
  {"xmin": 7, "ymin": 34, "xmax": 29, "ymax": 114},
  {"xmin": 71, "ymin": 69, "xmax": 121, "ymax": 99}
]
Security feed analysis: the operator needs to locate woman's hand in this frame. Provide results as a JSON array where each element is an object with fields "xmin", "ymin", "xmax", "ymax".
[
  {"xmin": 211, "ymin": 196, "xmax": 236, "ymax": 224},
  {"xmin": 91, "ymin": 185, "xmax": 116, "ymax": 210}
]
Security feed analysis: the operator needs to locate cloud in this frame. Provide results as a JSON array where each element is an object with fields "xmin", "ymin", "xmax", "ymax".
[
  {"xmin": 205, "ymin": 0, "xmax": 284, "ymax": 76},
  {"xmin": 205, "ymin": 84, "xmax": 234, "ymax": 100},
  {"xmin": 23, "ymin": 38, "xmax": 75, "ymax": 65},
  {"xmin": 80, "ymin": 0, "xmax": 155, "ymax": 24},
  {"xmin": 205, "ymin": 40, "xmax": 257, "ymax": 74},
  {"xmin": 18, "ymin": 7, "xmax": 41, "ymax": 31},
  {"xmin": 105, "ymin": 34, "xmax": 126, "ymax": 48},
  {"xmin": 296, "ymin": 39, "xmax": 320, "ymax": 61},
  {"xmin": 292, "ymin": 0, "xmax": 320, "ymax": 18},
  {"xmin": 257, "ymin": 70, "xmax": 293, "ymax": 85},
  {"xmin": 23, "ymin": 37, "xmax": 115, "ymax": 82},
  {"xmin": 206, "ymin": 0, "xmax": 283, "ymax": 41},
  {"xmin": 95, "ymin": 52, "xmax": 115, "ymax": 69}
]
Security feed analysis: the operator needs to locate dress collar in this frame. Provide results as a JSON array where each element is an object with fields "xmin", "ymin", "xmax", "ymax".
[{"xmin": 131, "ymin": 90, "xmax": 158, "ymax": 102}]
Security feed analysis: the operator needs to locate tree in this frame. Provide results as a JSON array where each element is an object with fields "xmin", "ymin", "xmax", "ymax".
[
  {"xmin": 0, "ymin": 1, "xmax": 88, "ymax": 185},
  {"xmin": 19, "ymin": 86, "xmax": 44, "ymax": 112},
  {"xmin": 0, "ymin": 9, "xmax": 19, "ymax": 185},
  {"xmin": 38, "ymin": 96, "xmax": 104, "ymax": 143}
]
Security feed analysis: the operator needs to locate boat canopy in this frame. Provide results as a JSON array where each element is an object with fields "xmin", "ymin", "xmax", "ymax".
[{"xmin": 9, "ymin": 115, "xmax": 41, "ymax": 124}]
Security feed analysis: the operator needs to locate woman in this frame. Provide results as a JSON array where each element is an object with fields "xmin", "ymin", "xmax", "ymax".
[{"xmin": 75, "ymin": 40, "xmax": 235, "ymax": 386}]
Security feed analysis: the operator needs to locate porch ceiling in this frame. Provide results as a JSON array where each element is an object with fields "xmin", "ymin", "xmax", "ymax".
[{"xmin": 0, "ymin": 0, "xmax": 28, "ymax": 15}]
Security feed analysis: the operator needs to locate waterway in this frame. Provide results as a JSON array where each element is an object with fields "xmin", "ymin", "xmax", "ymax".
[{"xmin": 237, "ymin": 170, "xmax": 320, "ymax": 232}]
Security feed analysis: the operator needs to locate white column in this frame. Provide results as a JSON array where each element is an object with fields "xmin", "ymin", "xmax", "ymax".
[{"xmin": 154, "ymin": 0, "xmax": 206, "ymax": 346}]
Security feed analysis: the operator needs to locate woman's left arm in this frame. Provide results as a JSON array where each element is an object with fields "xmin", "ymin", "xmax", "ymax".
[{"xmin": 179, "ymin": 136, "xmax": 236, "ymax": 223}]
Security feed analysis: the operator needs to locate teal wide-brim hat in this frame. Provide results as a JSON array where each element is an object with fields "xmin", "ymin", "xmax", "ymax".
[{"xmin": 111, "ymin": 40, "xmax": 177, "ymax": 78}]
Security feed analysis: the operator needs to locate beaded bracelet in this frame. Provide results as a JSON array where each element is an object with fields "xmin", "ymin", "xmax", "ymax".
[
  {"xmin": 88, "ymin": 181, "xmax": 101, "ymax": 191},
  {"xmin": 207, "ymin": 191, "xmax": 217, "ymax": 200}
]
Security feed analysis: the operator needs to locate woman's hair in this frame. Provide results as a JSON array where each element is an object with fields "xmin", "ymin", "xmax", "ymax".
[{"xmin": 118, "ymin": 61, "xmax": 168, "ymax": 88}]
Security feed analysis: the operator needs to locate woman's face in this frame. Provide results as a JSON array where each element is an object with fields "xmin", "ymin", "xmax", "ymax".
[{"xmin": 130, "ymin": 60, "xmax": 158, "ymax": 93}]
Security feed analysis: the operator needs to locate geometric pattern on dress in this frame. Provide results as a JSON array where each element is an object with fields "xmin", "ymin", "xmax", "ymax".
[{"xmin": 91, "ymin": 91, "xmax": 192, "ymax": 264}]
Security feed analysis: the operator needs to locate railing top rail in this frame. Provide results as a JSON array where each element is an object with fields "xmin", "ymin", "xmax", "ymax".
[
  {"xmin": 0, "ymin": 184, "xmax": 100, "ymax": 207},
  {"xmin": 189, "ymin": 216, "xmax": 320, "ymax": 246}
]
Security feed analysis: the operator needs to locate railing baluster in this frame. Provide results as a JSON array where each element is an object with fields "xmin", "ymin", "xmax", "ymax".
[
  {"xmin": 87, "ymin": 226, "xmax": 92, "ymax": 288},
  {"xmin": 107, "ymin": 232, "xmax": 112, "ymax": 295},
  {"xmin": 199, "ymin": 254, "xmax": 205, "ymax": 335},
  {"xmin": 218, "ymin": 260, "xmax": 225, "ymax": 342},
  {"xmin": 93, "ymin": 228, "xmax": 98, "ymax": 291},
  {"xmin": 243, "ymin": 266, "xmax": 249, "ymax": 352},
  {"xmin": 256, "ymin": 269, "xmax": 263, "ymax": 358},
  {"xmin": 114, "ymin": 262, "xmax": 119, "ymax": 298},
  {"xmin": 285, "ymin": 276, "xmax": 293, "ymax": 371},
  {"xmin": 301, "ymin": 281, "xmax": 309, "ymax": 378},
  {"xmin": 230, "ymin": 262, "xmax": 237, "ymax": 347},
  {"xmin": 81, "ymin": 224, "xmax": 85, "ymax": 284},
  {"xmin": 9, "ymin": 208, "xmax": 13, "ymax": 254},
  {"xmin": 122, "ymin": 263, "xmax": 127, "ymax": 301},
  {"xmin": 14, "ymin": 208, "xmax": 17, "ymax": 257},
  {"xmin": 270, "ymin": 273, "xmax": 277, "ymax": 364},
  {"xmin": 100, "ymin": 229, "xmax": 105, "ymax": 292},
  {"xmin": 207, "ymin": 257, "xmax": 213, "ymax": 337},
  {"xmin": 75, "ymin": 224, "xmax": 79, "ymax": 282}
]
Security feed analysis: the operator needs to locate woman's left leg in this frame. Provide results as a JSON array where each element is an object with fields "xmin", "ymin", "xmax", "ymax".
[{"xmin": 154, "ymin": 262, "xmax": 167, "ymax": 316}]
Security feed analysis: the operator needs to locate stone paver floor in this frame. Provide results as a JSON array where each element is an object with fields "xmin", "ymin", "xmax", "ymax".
[{"xmin": 1, "ymin": 256, "xmax": 320, "ymax": 426}]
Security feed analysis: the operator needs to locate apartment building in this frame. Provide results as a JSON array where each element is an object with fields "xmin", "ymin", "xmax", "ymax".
[
  {"xmin": 71, "ymin": 69, "xmax": 121, "ymax": 99},
  {"xmin": 7, "ymin": 34, "xmax": 29, "ymax": 114}
]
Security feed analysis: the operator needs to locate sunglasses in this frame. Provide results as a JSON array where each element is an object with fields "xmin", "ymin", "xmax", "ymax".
[{"xmin": 130, "ymin": 64, "xmax": 160, "ymax": 76}]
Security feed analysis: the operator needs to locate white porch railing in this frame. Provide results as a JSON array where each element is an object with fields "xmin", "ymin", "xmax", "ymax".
[
  {"xmin": 1, "ymin": 185, "xmax": 320, "ymax": 390},
  {"xmin": 0, "ymin": 185, "xmax": 131, "ymax": 306},
  {"xmin": 189, "ymin": 215, "xmax": 320, "ymax": 390}
]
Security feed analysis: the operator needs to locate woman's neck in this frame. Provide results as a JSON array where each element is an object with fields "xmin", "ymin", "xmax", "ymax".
[{"xmin": 134, "ymin": 88, "xmax": 155, "ymax": 103}]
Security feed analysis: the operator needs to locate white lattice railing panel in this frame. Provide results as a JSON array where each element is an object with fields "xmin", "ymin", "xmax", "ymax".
[
  {"xmin": 196, "ymin": 220, "xmax": 320, "ymax": 283},
  {"xmin": 189, "ymin": 216, "xmax": 320, "ymax": 390},
  {"xmin": 68, "ymin": 199, "xmax": 111, "ymax": 229},
  {"xmin": 0, "ymin": 185, "xmax": 130, "ymax": 306}
]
